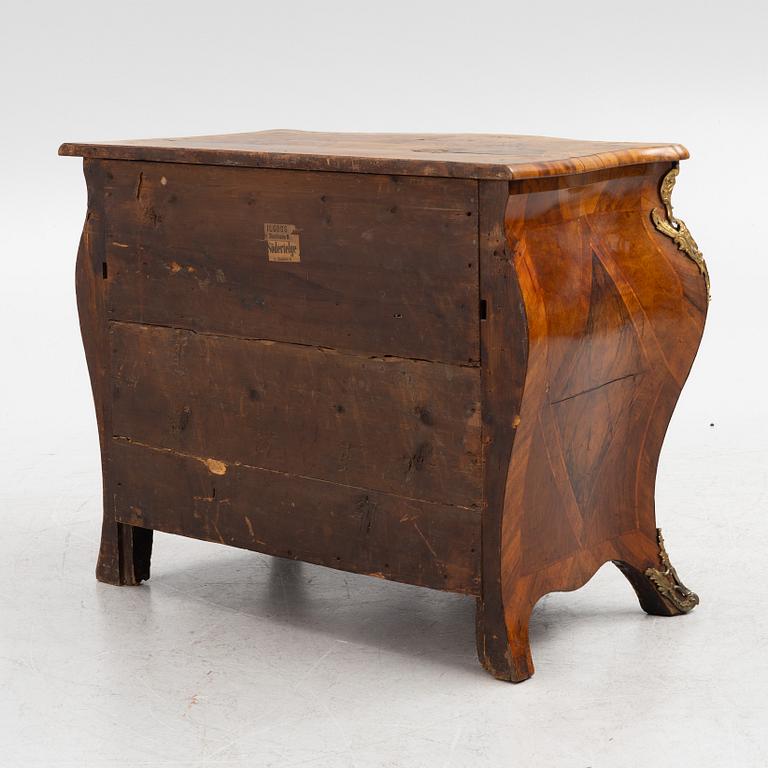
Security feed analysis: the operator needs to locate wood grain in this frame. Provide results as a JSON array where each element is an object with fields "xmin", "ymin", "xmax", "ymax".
[
  {"xmin": 475, "ymin": 180, "xmax": 529, "ymax": 680},
  {"xmin": 60, "ymin": 130, "xmax": 688, "ymax": 181},
  {"xmin": 110, "ymin": 321, "xmax": 482, "ymax": 507},
  {"xmin": 66, "ymin": 136, "xmax": 707, "ymax": 682},
  {"xmin": 76, "ymin": 160, "xmax": 152, "ymax": 585},
  {"xmin": 479, "ymin": 161, "xmax": 708, "ymax": 681},
  {"xmin": 111, "ymin": 438, "xmax": 481, "ymax": 594},
  {"xmin": 102, "ymin": 160, "xmax": 479, "ymax": 364}
]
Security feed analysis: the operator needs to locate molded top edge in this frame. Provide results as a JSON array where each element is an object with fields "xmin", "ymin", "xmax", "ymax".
[{"xmin": 59, "ymin": 129, "xmax": 689, "ymax": 180}]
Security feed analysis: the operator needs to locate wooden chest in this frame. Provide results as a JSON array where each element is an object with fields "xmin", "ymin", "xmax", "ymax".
[{"xmin": 60, "ymin": 131, "xmax": 708, "ymax": 682}]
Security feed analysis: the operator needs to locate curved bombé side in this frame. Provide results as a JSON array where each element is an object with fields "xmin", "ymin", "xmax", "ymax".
[
  {"xmin": 76, "ymin": 159, "xmax": 152, "ymax": 585},
  {"xmin": 476, "ymin": 162, "xmax": 708, "ymax": 682}
]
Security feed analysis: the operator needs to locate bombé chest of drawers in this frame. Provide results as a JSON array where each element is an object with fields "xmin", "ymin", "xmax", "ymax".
[{"xmin": 60, "ymin": 130, "xmax": 707, "ymax": 681}]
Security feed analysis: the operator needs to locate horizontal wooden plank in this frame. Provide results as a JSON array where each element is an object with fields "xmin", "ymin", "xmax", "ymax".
[
  {"xmin": 111, "ymin": 439, "xmax": 481, "ymax": 595},
  {"xmin": 102, "ymin": 160, "xmax": 480, "ymax": 364},
  {"xmin": 110, "ymin": 322, "xmax": 482, "ymax": 508}
]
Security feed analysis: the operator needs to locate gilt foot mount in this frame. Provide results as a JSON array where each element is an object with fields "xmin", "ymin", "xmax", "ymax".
[{"xmin": 644, "ymin": 528, "xmax": 699, "ymax": 613}]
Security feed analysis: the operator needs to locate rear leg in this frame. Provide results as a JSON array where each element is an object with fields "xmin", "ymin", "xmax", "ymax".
[{"xmin": 96, "ymin": 520, "xmax": 153, "ymax": 586}]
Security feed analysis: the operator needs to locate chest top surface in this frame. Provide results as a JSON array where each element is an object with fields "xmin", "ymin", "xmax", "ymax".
[{"xmin": 59, "ymin": 130, "xmax": 687, "ymax": 180}]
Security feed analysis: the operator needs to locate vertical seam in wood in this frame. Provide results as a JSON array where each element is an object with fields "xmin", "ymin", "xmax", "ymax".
[
  {"xmin": 476, "ymin": 178, "xmax": 483, "ymax": 369},
  {"xmin": 477, "ymin": 180, "xmax": 488, "ymax": 588}
]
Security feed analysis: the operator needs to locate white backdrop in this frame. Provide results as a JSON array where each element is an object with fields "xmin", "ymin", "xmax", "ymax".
[
  {"xmin": 2, "ymin": 0, "xmax": 766, "ymax": 459},
  {"xmin": 1, "ymin": 2, "xmax": 766, "ymax": 766}
]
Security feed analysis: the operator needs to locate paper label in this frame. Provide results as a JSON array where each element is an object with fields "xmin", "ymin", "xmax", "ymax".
[{"xmin": 265, "ymin": 223, "xmax": 301, "ymax": 262}]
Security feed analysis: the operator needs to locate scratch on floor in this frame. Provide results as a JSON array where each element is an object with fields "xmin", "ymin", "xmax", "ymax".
[
  {"xmin": 444, "ymin": 720, "xmax": 465, "ymax": 768},
  {"xmin": 291, "ymin": 647, "xmax": 335, "ymax": 693}
]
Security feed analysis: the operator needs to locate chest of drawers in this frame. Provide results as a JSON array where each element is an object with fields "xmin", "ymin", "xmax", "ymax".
[{"xmin": 60, "ymin": 131, "xmax": 707, "ymax": 681}]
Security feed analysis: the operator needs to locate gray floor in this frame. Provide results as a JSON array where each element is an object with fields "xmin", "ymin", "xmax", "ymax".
[{"xmin": 1, "ymin": 416, "xmax": 766, "ymax": 767}]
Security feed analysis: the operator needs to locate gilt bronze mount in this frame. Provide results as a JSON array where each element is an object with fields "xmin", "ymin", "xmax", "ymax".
[
  {"xmin": 644, "ymin": 528, "xmax": 700, "ymax": 614},
  {"xmin": 651, "ymin": 165, "xmax": 710, "ymax": 300}
]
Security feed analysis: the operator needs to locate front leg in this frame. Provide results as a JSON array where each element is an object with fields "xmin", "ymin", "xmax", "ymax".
[
  {"xmin": 475, "ymin": 180, "xmax": 534, "ymax": 682},
  {"xmin": 613, "ymin": 528, "xmax": 699, "ymax": 617}
]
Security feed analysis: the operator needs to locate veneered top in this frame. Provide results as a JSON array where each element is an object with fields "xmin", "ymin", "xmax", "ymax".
[{"xmin": 59, "ymin": 130, "xmax": 688, "ymax": 180}]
